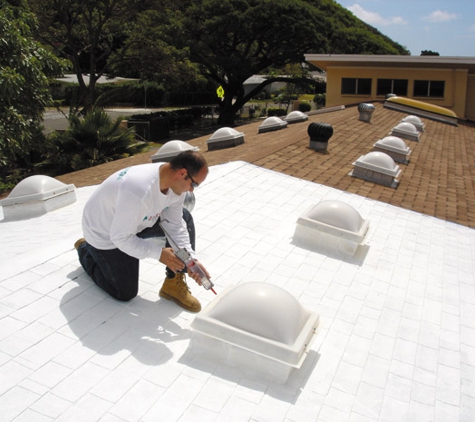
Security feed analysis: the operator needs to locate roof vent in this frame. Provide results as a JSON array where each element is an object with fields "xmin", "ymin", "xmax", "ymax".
[
  {"xmin": 401, "ymin": 115, "xmax": 425, "ymax": 132},
  {"xmin": 190, "ymin": 282, "xmax": 319, "ymax": 383},
  {"xmin": 284, "ymin": 111, "xmax": 308, "ymax": 124},
  {"xmin": 373, "ymin": 136, "xmax": 411, "ymax": 164},
  {"xmin": 206, "ymin": 127, "xmax": 245, "ymax": 151},
  {"xmin": 0, "ymin": 175, "xmax": 76, "ymax": 221},
  {"xmin": 390, "ymin": 122, "xmax": 420, "ymax": 142},
  {"xmin": 258, "ymin": 116, "xmax": 288, "ymax": 133},
  {"xmin": 358, "ymin": 103, "xmax": 375, "ymax": 123},
  {"xmin": 151, "ymin": 140, "xmax": 199, "ymax": 162},
  {"xmin": 350, "ymin": 151, "xmax": 401, "ymax": 188},
  {"xmin": 308, "ymin": 122, "xmax": 333, "ymax": 152},
  {"xmin": 293, "ymin": 200, "xmax": 370, "ymax": 256}
]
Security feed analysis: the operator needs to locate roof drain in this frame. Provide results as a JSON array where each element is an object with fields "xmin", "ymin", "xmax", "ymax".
[
  {"xmin": 350, "ymin": 151, "xmax": 401, "ymax": 188},
  {"xmin": 258, "ymin": 116, "xmax": 288, "ymax": 133},
  {"xmin": 293, "ymin": 200, "xmax": 370, "ymax": 257},
  {"xmin": 151, "ymin": 140, "xmax": 199, "ymax": 162},
  {"xmin": 0, "ymin": 175, "xmax": 76, "ymax": 221},
  {"xmin": 206, "ymin": 127, "xmax": 245, "ymax": 151},
  {"xmin": 190, "ymin": 282, "xmax": 320, "ymax": 384},
  {"xmin": 373, "ymin": 136, "xmax": 411, "ymax": 164}
]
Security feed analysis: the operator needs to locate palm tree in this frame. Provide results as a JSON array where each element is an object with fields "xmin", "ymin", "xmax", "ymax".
[{"xmin": 38, "ymin": 108, "xmax": 146, "ymax": 176}]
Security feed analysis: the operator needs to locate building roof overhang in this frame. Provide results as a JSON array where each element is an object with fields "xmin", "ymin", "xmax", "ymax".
[{"xmin": 304, "ymin": 54, "xmax": 475, "ymax": 73}]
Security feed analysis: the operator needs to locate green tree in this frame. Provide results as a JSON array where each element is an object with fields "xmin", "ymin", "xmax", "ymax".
[
  {"xmin": 28, "ymin": 0, "xmax": 140, "ymax": 113},
  {"xmin": 108, "ymin": 9, "xmax": 202, "ymax": 91},
  {"xmin": 160, "ymin": 0, "xmax": 329, "ymax": 125},
  {"xmin": 152, "ymin": 0, "xmax": 409, "ymax": 125},
  {"xmin": 306, "ymin": 0, "xmax": 409, "ymax": 55},
  {"xmin": 38, "ymin": 108, "xmax": 145, "ymax": 176},
  {"xmin": 270, "ymin": 64, "xmax": 314, "ymax": 113},
  {"xmin": 0, "ymin": 0, "xmax": 65, "ymax": 187},
  {"xmin": 421, "ymin": 50, "xmax": 440, "ymax": 56}
]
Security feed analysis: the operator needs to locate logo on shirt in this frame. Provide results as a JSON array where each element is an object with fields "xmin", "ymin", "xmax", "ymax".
[
  {"xmin": 117, "ymin": 168, "xmax": 130, "ymax": 180},
  {"xmin": 143, "ymin": 213, "xmax": 160, "ymax": 222}
]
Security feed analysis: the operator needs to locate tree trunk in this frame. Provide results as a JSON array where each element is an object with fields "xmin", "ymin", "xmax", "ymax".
[{"xmin": 217, "ymin": 92, "xmax": 238, "ymax": 126}]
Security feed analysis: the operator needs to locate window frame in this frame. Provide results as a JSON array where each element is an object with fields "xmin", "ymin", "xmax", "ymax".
[
  {"xmin": 341, "ymin": 78, "xmax": 372, "ymax": 95},
  {"xmin": 376, "ymin": 78, "xmax": 408, "ymax": 97},
  {"xmin": 413, "ymin": 80, "xmax": 445, "ymax": 98}
]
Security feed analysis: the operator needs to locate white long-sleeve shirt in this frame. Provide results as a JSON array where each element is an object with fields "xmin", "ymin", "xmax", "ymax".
[{"xmin": 82, "ymin": 163, "xmax": 194, "ymax": 260}]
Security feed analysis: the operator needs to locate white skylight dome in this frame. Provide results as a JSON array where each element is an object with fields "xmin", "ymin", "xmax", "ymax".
[
  {"xmin": 375, "ymin": 135, "xmax": 407, "ymax": 151},
  {"xmin": 304, "ymin": 200, "xmax": 366, "ymax": 234},
  {"xmin": 258, "ymin": 116, "xmax": 288, "ymax": 133},
  {"xmin": 390, "ymin": 122, "xmax": 420, "ymax": 142},
  {"xmin": 284, "ymin": 111, "xmax": 308, "ymax": 124},
  {"xmin": 0, "ymin": 175, "xmax": 76, "ymax": 221},
  {"xmin": 401, "ymin": 115, "xmax": 425, "ymax": 132},
  {"xmin": 207, "ymin": 127, "xmax": 245, "ymax": 150},
  {"xmin": 293, "ymin": 200, "xmax": 370, "ymax": 257},
  {"xmin": 191, "ymin": 282, "xmax": 319, "ymax": 383},
  {"xmin": 207, "ymin": 282, "xmax": 308, "ymax": 344},
  {"xmin": 356, "ymin": 151, "xmax": 400, "ymax": 174},
  {"xmin": 373, "ymin": 136, "xmax": 411, "ymax": 164},
  {"xmin": 350, "ymin": 151, "xmax": 401, "ymax": 188},
  {"xmin": 151, "ymin": 140, "xmax": 199, "ymax": 162}
]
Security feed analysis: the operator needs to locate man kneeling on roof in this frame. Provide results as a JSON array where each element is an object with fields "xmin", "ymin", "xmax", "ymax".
[{"xmin": 74, "ymin": 151, "xmax": 210, "ymax": 312}]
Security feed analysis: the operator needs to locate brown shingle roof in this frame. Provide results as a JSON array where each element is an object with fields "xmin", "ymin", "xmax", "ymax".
[{"xmin": 56, "ymin": 103, "xmax": 475, "ymax": 228}]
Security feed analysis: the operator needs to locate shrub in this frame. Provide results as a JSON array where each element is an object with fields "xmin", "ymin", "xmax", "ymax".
[
  {"xmin": 37, "ymin": 108, "xmax": 145, "ymax": 176},
  {"xmin": 267, "ymin": 108, "xmax": 287, "ymax": 117},
  {"xmin": 298, "ymin": 101, "xmax": 311, "ymax": 112},
  {"xmin": 313, "ymin": 94, "xmax": 326, "ymax": 109}
]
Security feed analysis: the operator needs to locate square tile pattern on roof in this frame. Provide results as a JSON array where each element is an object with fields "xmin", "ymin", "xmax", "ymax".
[{"xmin": 1, "ymin": 159, "xmax": 475, "ymax": 421}]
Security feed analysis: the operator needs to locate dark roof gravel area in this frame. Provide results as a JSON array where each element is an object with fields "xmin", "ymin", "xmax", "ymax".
[{"xmin": 55, "ymin": 103, "xmax": 475, "ymax": 228}]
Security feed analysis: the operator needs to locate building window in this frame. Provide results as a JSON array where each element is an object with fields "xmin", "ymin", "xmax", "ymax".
[
  {"xmin": 377, "ymin": 79, "xmax": 408, "ymax": 96},
  {"xmin": 341, "ymin": 78, "xmax": 372, "ymax": 95},
  {"xmin": 413, "ymin": 80, "xmax": 445, "ymax": 97}
]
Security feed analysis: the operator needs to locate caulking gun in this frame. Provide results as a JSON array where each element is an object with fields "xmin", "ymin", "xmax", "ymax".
[{"xmin": 159, "ymin": 220, "xmax": 217, "ymax": 295}]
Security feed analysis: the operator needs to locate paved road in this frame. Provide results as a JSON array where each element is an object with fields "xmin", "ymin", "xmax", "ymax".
[{"xmin": 41, "ymin": 107, "xmax": 161, "ymax": 134}]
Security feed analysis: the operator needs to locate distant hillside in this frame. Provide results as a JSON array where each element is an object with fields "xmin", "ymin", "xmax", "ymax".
[{"xmin": 305, "ymin": 0, "xmax": 410, "ymax": 55}]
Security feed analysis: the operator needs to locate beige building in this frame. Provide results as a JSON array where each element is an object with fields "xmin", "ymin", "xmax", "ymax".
[{"xmin": 304, "ymin": 54, "xmax": 475, "ymax": 121}]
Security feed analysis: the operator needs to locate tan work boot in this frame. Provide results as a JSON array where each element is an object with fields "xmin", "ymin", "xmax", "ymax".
[
  {"xmin": 159, "ymin": 273, "xmax": 201, "ymax": 312},
  {"xmin": 74, "ymin": 238, "xmax": 86, "ymax": 250}
]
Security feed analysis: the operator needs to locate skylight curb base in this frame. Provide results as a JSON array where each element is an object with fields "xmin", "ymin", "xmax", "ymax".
[
  {"xmin": 190, "ymin": 283, "xmax": 320, "ymax": 384},
  {"xmin": 349, "ymin": 168, "xmax": 400, "ymax": 188},
  {"xmin": 373, "ymin": 136, "xmax": 411, "ymax": 164},
  {"xmin": 350, "ymin": 151, "xmax": 401, "ymax": 188},
  {"xmin": 206, "ymin": 127, "xmax": 245, "ymax": 151},
  {"xmin": 0, "ymin": 175, "xmax": 76, "ymax": 221},
  {"xmin": 390, "ymin": 122, "xmax": 420, "ymax": 142}
]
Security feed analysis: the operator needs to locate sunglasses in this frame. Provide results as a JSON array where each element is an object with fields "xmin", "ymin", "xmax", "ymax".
[{"xmin": 185, "ymin": 169, "xmax": 199, "ymax": 188}]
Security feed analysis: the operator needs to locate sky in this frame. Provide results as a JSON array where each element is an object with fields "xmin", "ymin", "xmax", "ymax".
[{"xmin": 335, "ymin": 0, "xmax": 475, "ymax": 56}]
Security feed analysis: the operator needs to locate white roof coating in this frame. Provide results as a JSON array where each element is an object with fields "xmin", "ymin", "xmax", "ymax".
[{"xmin": 1, "ymin": 161, "xmax": 475, "ymax": 421}]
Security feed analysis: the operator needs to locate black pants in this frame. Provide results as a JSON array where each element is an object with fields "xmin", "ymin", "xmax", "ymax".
[{"xmin": 77, "ymin": 209, "xmax": 195, "ymax": 301}]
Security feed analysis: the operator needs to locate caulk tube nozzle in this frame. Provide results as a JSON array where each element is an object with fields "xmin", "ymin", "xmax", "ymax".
[{"xmin": 187, "ymin": 259, "xmax": 216, "ymax": 294}]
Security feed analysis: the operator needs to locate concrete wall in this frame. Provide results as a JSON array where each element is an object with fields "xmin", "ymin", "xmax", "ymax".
[{"xmin": 466, "ymin": 74, "xmax": 475, "ymax": 121}]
